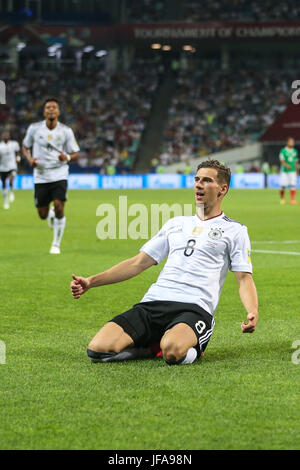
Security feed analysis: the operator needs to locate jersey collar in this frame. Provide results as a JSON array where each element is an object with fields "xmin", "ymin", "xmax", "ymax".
[
  {"xmin": 194, "ymin": 211, "xmax": 224, "ymax": 222},
  {"xmin": 43, "ymin": 120, "xmax": 60, "ymax": 131}
]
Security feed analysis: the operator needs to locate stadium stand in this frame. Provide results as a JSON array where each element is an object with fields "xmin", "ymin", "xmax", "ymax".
[
  {"xmin": 180, "ymin": 0, "xmax": 300, "ymax": 22},
  {"xmin": 126, "ymin": 0, "xmax": 168, "ymax": 23},
  {"xmin": 1, "ymin": 56, "xmax": 296, "ymax": 174},
  {"xmin": 1, "ymin": 1, "xmax": 300, "ymax": 175},
  {"xmin": 126, "ymin": 0, "xmax": 300, "ymax": 22},
  {"xmin": 154, "ymin": 63, "xmax": 294, "ymax": 169},
  {"xmin": 1, "ymin": 59, "xmax": 160, "ymax": 174}
]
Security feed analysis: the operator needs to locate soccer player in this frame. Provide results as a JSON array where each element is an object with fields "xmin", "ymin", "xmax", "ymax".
[
  {"xmin": 279, "ymin": 137, "xmax": 299, "ymax": 205},
  {"xmin": 22, "ymin": 99, "xmax": 80, "ymax": 254},
  {"xmin": 0, "ymin": 131, "xmax": 21, "ymax": 209},
  {"xmin": 70, "ymin": 160, "xmax": 258, "ymax": 366}
]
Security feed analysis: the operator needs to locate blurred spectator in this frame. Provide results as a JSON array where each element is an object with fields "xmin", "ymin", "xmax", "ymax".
[
  {"xmin": 271, "ymin": 164, "xmax": 279, "ymax": 174},
  {"xmin": 236, "ymin": 162, "xmax": 245, "ymax": 174},
  {"xmin": 249, "ymin": 162, "xmax": 260, "ymax": 172},
  {"xmin": 150, "ymin": 154, "xmax": 160, "ymax": 173},
  {"xmin": 261, "ymin": 161, "xmax": 270, "ymax": 174}
]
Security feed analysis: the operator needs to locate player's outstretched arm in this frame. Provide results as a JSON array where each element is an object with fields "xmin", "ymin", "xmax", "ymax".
[
  {"xmin": 70, "ymin": 251, "xmax": 156, "ymax": 299},
  {"xmin": 22, "ymin": 145, "xmax": 37, "ymax": 167},
  {"xmin": 234, "ymin": 272, "xmax": 258, "ymax": 333}
]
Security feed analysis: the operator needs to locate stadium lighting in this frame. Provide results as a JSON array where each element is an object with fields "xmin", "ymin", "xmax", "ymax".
[
  {"xmin": 183, "ymin": 45, "xmax": 193, "ymax": 51},
  {"xmin": 16, "ymin": 42, "xmax": 26, "ymax": 51},
  {"xmin": 47, "ymin": 44, "xmax": 61, "ymax": 54},
  {"xmin": 151, "ymin": 43, "xmax": 161, "ymax": 50},
  {"xmin": 162, "ymin": 45, "xmax": 171, "ymax": 51},
  {"xmin": 83, "ymin": 45, "xmax": 95, "ymax": 53},
  {"xmin": 95, "ymin": 50, "xmax": 107, "ymax": 57},
  {"xmin": 47, "ymin": 44, "xmax": 63, "ymax": 57}
]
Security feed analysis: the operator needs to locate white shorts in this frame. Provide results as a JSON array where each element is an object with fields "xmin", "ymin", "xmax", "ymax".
[{"xmin": 280, "ymin": 171, "xmax": 297, "ymax": 187}]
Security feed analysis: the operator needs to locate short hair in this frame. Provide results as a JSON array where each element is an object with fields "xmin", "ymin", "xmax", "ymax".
[
  {"xmin": 196, "ymin": 159, "xmax": 231, "ymax": 187},
  {"xmin": 43, "ymin": 98, "xmax": 59, "ymax": 108}
]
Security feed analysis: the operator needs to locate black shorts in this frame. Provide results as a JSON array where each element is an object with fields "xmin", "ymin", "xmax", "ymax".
[
  {"xmin": 0, "ymin": 170, "xmax": 15, "ymax": 184},
  {"xmin": 34, "ymin": 180, "xmax": 67, "ymax": 207},
  {"xmin": 110, "ymin": 301, "xmax": 215, "ymax": 355}
]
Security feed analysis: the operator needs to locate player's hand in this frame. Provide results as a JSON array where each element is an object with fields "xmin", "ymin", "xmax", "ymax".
[
  {"xmin": 30, "ymin": 157, "xmax": 38, "ymax": 168},
  {"xmin": 59, "ymin": 152, "xmax": 68, "ymax": 162},
  {"xmin": 70, "ymin": 274, "xmax": 90, "ymax": 299},
  {"xmin": 241, "ymin": 313, "xmax": 257, "ymax": 333}
]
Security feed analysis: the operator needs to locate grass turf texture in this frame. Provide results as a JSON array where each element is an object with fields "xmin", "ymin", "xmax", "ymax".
[{"xmin": 0, "ymin": 188, "xmax": 299, "ymax": 450}]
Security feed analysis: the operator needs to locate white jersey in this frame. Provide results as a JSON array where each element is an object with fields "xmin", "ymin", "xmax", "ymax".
[
  {"xmin": 23, "ymin": 120, "xmax": 80, "ymax": 183},
  {"xmin": 140, "ymin": 212, "xmax": 252, "ymax": 317},
  {"xmin": 0, "ymin": 140, "xmax": 20, "ymax": 172}
]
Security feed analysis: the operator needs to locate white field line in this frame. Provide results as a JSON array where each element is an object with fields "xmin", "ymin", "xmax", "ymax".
[
  {"xmin": 252, "ymin": 240, "xmax": 300, "ymax": 244},
  {"xmin": 252, "ymin": 240, "xmax": 300, "ymax": 255},
  {"xmin": 252, "ymin": 249, "xmax": 300, "ymax": 255}
]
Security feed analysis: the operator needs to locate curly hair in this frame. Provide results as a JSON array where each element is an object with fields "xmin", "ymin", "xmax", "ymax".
[
  {"xmin": 196, "ymin": 160, "xmax": 231, "ymax": 188},
  {"xmin": 43, "ymin": 98, "xmax": 60, "ymax": 108}
]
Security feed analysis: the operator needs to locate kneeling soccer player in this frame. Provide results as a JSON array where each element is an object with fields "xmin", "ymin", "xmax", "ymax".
[{"xmin": 70, "ymin": 160, "xmax": 258, "ymax": 365}]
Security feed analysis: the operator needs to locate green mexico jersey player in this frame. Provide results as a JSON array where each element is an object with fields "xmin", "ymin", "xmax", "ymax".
[{"xmin": 279, "ymin": 137, "xmax": 299, "ymax": 205}]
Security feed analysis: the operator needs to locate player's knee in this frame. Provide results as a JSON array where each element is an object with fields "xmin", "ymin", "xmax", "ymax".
[
  {"xmin": 160, "ymin": 337, "xmax": 186, "ymax": 363},
  {"xmin": 54, "ymin": 208, "xmax": 64, "ymax": 218},
  {"xmin": 53, "ymin": 201, "xmax": 64, "ymax": 218},
  {"xmin": 38, "ymin": 211, "xmax": 48, "ymax": 220},
  {"xmin": 87, "ymin": 339, "xmax": 123, "ymax": 354}
]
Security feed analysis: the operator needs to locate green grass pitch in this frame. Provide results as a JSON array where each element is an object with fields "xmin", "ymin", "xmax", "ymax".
[{"xmin": 0, "ymin": 188, "xmax": 299, "ymax": 450}]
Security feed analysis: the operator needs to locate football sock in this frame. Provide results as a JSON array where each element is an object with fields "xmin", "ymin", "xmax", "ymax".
[
  {"xmin": 180, "ymin": 347, "xmax": 198, "ymax": 364},
  {"xmin": 87, "ymin": 347, "xmax": 152, "ymax": 363},
  {"xmin": 52, "ymin": 216, "xmax": 66, "ymax": 247},
  {"xmin": 165, "ymin": 347, "xmax": 198, "ymax": 365},
  {"xmin": 2, "ymin": 189, "xmax": 9, "ymax": 206},
  {"xmin": 280, "ymin": 189, "xmax": 285, "ymax": 199},
  {"xmin": 291, "ymin": 188, "xmax": 296, "ymax": 201}
]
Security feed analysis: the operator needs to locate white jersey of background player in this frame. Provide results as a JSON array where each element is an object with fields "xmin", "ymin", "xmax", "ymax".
[
  {"xmin": 22, "ymin": 99, "xmax": 79, "ymax": 254},
  {"xmin": 23, "ymin": 120, "xmax": 79, "ymax": 184},
  {"xmin": 0, "ymin": 131, "xmax": 20, "ymax": 208}
]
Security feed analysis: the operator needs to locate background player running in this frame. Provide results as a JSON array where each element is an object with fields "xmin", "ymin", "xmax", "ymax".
[
  {"xmin": 0, "ymin": 131, "xmax": 21, "ymax": 210},
  {"xmin": 71, "ymin": 160, "xmax": 258, "ymax": 366},
  {"xmin": 22, "ymin": 99, "xmax": 80, "ymax": 254},
  {"xmin": 279, "ymin": 137, "xmax": 299, "ymax": 205}
]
